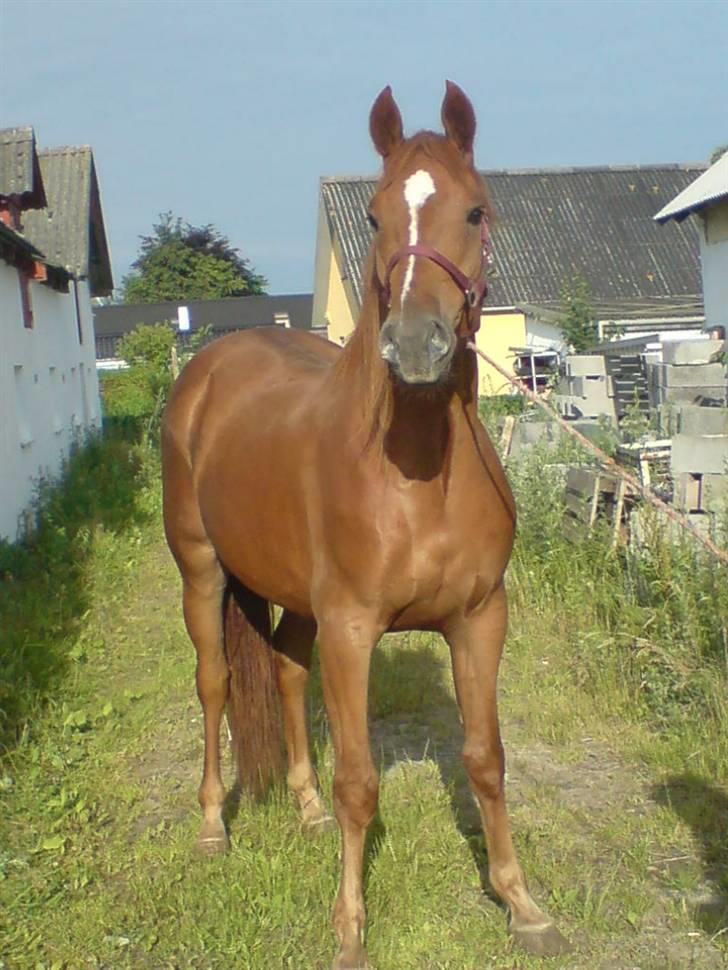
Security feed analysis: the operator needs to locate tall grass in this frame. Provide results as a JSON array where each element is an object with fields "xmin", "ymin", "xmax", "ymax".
[
  {"xmin": 503, "ymin": 434, "xmax": 728, "ymax": 778},
  {"xmin": 0, "ymin": 428, "xmax": 160, "ymax": 752}
]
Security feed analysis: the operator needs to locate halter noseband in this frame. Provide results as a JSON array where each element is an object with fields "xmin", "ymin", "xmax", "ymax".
[{"xmin": 380, "ymin": 215, "xmax": 493, "ymax": 335}]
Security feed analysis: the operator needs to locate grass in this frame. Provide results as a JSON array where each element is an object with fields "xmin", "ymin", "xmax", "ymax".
[{"xmin": 0, "ymin": 424, "xmax": 727, "ymax": 968}]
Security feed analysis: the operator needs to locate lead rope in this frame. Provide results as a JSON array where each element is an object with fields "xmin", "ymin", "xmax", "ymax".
[{"xmin": 467, "ymin": 340, "xmax": 728, "ymax": 567}]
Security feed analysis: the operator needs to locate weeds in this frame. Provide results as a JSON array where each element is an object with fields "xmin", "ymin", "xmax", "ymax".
[{"xmin": 0, "ymin": 428, "xmax": 159, "ymax": 752}]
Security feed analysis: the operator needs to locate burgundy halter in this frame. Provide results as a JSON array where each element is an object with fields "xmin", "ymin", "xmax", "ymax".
[{"xmin": 380, "ymin": 215, "xmax": 493, "ymax": 336}]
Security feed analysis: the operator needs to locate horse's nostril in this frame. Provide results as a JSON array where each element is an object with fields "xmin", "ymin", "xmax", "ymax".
[
  {"xmin": 429, "ymin": 321, "xmax": 451, "ymax": 359},
  {"xmin": 379, "ymin": 323, "xmax": 400, "ymax": 363},
  {"xmin": 381, "ymin": 338, "xmax": 399, "ymax": 363}
]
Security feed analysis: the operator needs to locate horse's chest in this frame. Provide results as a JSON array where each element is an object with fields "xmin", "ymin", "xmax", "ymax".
[{"xmin": 371, "ymin": 497, "xmax": 509, "ymax": 626}]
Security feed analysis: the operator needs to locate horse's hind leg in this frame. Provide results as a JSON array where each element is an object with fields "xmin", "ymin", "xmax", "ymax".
[
  {"xmin": 445, "ymin": 584, "xmax": 570, "ymax": 957},
  {"xmin": 273, "ymin": 611, "xmax": 334, "ymax": 831},
  {"xmin": 180, "ymin": 550, "xmax": 230, "ymax": 856}
]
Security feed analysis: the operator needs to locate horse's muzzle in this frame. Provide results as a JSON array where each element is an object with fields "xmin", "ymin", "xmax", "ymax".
[{"xmin": 379, "ymin": 316, "xmax": 455, "ymax": 384}]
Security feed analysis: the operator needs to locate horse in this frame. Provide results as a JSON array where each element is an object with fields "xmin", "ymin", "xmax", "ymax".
[{"xmin": 161, "ymin": 81, "xmax": 569, "ymax": 969}]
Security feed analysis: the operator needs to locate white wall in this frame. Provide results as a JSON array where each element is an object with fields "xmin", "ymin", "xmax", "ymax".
[
  {"xmin": 701, "ymin": 202, "xmax": 728, "ymax": 332},
  {"xmin": 0, "ymin": 265, "xmax": 101, "ymax": 542},
  {"xmin": 523, "ymin": 315, "xmax": 567, "ymax": 354}
]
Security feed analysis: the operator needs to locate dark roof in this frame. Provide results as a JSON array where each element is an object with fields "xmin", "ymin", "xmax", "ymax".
[
  {"xmin": 0, "ymin": 220, "xmax": 44, "ymax": 261},
  {"xmin": 22, "ymin": 147, "xmax": 113, "ymax": 296},
  {"xmin": 321, "ymin": 164, "xmax": 705, "ymax": 317},
  {"xmin": 0, "ymin": 221, "xmax": 72, "ymax": 290},
  {"xmin": 0, "ymin": 126, "xmax": 46, "ymax": 208},
  {"xmin": 93, "ymin": 293, "xmax": 313, "ymax": 338}
]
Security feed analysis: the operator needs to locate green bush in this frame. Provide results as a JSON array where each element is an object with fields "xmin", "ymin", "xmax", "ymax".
[{"xmin": 99, "ymin": 323, "xmax": 176, "ymax": 441}]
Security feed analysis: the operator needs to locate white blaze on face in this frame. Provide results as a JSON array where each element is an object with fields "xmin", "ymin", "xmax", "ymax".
[{"xmin": 400, "ymin": 169, "xmax": 436, "ymax": 305}]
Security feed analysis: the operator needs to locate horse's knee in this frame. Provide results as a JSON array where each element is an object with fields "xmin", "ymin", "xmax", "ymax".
[
  {"xmin": 195, "ymin": 652, "xmax": 229, "ymax": 705},
  {"xmin": 333, "ymin": 767, "xmax": 379, "ymax": 829},
  {"xmin": 463, "ymin": 742, "xmax": 504, "ymax": 800}
]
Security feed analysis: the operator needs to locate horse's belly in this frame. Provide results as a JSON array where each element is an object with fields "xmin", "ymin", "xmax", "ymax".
[{"xmin": 195, "ymin": 437, "xmax": 316, "ymax": 617}]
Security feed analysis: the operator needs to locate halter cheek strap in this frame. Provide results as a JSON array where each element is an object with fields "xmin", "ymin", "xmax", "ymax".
[{"xmin": 380, "ymin": 216, "xmax": 493, "ymax": 336}]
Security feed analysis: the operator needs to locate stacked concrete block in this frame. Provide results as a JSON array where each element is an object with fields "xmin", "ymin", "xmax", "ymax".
[
  {"xmin": 555, "ymin": 354, "xmax": 617, "ymax": 423},
  {"xmin": 647, "ymin": 339, "xmax": 727, "ymax": 409},
  {"xmin": 662, "ymin": 340, "xmax": 724, "ymax": 366},
  {"xmin": 672, "ymin": 434, "xmax": 728, "ymax": 477},
  {"xmin": 671, "ymin": 425, "xmax": 728, "ymax": 533},
  {"xmin": 508, "ymin": 420, "xmax": 563, "ymax": 460},
  {"xmin": 675, "ymin": 405, "xmax": 728, "ymax": 436}
]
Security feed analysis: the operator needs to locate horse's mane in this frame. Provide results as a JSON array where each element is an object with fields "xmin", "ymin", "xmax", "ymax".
[
  {"xmin": 330, "ymin": 248, "xmax": 393, "ymax": 451},
  {"xmin": 330, "ymin": 130, "xmax": 493, "ymax": 450}
]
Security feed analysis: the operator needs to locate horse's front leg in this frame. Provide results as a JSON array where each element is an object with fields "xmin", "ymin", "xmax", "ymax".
[
  {"xmin": 317, "ymin": 610, "xmax": 381, "ymax": 970},
  {"xmin": 444, "ymin": 583, "xmax": 570, "ymax": 956}
]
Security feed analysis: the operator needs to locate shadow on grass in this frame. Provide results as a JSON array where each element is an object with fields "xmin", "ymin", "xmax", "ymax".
[
  {"xmin": 299, "ymin": 636, "xmax": 500, "ymax": 911},
  {"xmin": 652, "ymin": 773, "xmax": 728, "ymax": 936},
  {"xmin": 0, "ymin": 425, "xmax": 155, "ymax": 752},
  {"xmin": 367, "ymin": 638, "xmax": 507, "ymax": 907}
]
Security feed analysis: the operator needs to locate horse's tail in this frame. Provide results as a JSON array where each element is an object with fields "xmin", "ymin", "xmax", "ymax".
[{"xmin": 223, "ymin": 578, "xmax": 284, "ymax": 797}]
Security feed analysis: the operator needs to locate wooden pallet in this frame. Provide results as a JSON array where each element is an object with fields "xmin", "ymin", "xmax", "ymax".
[{"xmin": 564, "ymin": 466, "xmax": 631, "ymax": 547}]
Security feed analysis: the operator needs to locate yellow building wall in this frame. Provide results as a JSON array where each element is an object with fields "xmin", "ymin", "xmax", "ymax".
[
  {"xmin": 325, "ymin": 248, "xmax": 356, "ymax": 346},
  {"xmin": 474, "ymin": 311, "xmax": 526, "ymax": 397}
]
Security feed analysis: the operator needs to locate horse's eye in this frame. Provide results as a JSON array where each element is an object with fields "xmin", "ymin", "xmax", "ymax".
[
  {"xmin": 467, "ymin": 207, "xmax": 484, "ymax": 226},
  {"xmin": 367, "ymin": 213, "xmax": 379, "ymax": 232}
]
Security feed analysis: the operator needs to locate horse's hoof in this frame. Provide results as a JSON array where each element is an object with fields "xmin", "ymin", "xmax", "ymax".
[
  {"xmin": 194, "ymin": 820, "xmax": 230, "ymax": 857},
  {"xmin": 512, "ymin": 922, "xmax": 571, "ymax": 957},
  {"xmin": 302, "ymin": 813, "xmax": 338, "ymax": 837},
  {"xmin": 331, "ymin": 943, "xmax": 369, "ymax": 970}
]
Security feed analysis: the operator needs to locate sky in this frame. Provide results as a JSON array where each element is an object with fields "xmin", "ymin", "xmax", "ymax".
[{"xmin": 2, "ymin": 0, "xmax": 727, "ymax": 297}]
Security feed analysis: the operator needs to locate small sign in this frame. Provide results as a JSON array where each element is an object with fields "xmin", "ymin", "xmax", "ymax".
[{"xmin": 178, "ymin": 306, "xmax": 190, "ymax": 331}]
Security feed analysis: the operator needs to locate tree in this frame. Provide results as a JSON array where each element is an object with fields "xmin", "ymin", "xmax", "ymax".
[
  {"xmin": 710, "ymin": 144, "xmax": 728, "ymax": 164},
  {"xmin": 558, "ymin": 274, "xmax": 598, "ymax": 353},
  {"xmin": 121, "ymin": 213, "xmax": 267, "ymax": 304},
  {"xmin": 101, "ymin": 323, "xmax": 176, "ymax": 428}
]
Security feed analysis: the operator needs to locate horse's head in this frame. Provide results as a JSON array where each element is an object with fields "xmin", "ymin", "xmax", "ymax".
[{"xmin": 368, "ymin": 81, "xmax": 491, "ymax": 386}]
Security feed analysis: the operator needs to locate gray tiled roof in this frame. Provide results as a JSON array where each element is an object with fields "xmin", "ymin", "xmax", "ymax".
[
  {"xmin": 0, "ymin": 126, "xmax": 46, "ymax": 207},
  {"xmin": 321, "ymin": 164, "xmax": 705, "ymax": 317},
  {"xmin": 22, "ymin": 146, "xmax": 113, "ymax": 296}
]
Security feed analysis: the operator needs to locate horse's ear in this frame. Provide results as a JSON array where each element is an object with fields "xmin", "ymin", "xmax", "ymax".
[
  {"xmin": 369, "ymin": 85, "xmax": 404, "ymax": 160},
  {"xmin": 441, "ymin": 80, "xmax": 476, "ymax": 159}
]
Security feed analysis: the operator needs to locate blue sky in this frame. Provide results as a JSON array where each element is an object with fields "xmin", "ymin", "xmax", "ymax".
[{"xmin": 3, "ymin": 0, "xmax": 727, "ymax": 296}]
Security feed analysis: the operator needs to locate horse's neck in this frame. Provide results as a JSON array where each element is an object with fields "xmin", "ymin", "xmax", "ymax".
[
  {"xmin": 333, "ymin": 275, "xmax": 477, "ymax": 478},
  {"xmin": 385, "ymin": 352, "xmax": 477, "ymax": 481}
]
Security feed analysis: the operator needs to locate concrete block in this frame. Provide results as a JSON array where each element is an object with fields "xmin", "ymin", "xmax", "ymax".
[
  {"xmin": 702, "ymin": 474, "xmax": 728, "ymax": 514},
  {"xmin": 566, "ymin": 355, "xmax": 607, "ymax": 378},
  {"xmin": 508, "ymin": 420, "xmax": 562, "ymax": 459},
  {"xmin": 676, "ymin": 472, "xmax": 702, "ymax": 512},
  {"xmin": 659, "ymin": 385, "xmax": 727, "ymax": 406},
  {"xmin": 676, "ymin": 405, "xmax": 728, "ymax": 436},
  {"xmin": 657, "ymin": 403, "xmax": 680, "ymax": 437},
  {"xmin": 671, "ymin": 433, "xmax": 728, "ymax": 476},
  {"xmin": 661, "ymin": 362, "xmax": 727, "ymax": 388},
  {"xmin": 570, "ymin": 374, "xmax": 610, "ymax": 397},
  {"xmin": 662, "ymin": 339, "xmax": 726, "ymax": 366}
]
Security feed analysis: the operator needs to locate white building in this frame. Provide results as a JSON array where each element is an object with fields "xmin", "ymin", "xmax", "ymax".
[
  {"xmin": 655, "ymin": 150, "xmax": 728, "ymax": 338},
  {"xmin": 0, "ymin": 127, "xmax": 113, "ymax": 542}
]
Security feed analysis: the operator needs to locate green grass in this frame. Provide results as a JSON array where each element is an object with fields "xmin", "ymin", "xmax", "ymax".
[{"xmin": 1, "ymin": 430, "xmax": 727, "ymax": 968}]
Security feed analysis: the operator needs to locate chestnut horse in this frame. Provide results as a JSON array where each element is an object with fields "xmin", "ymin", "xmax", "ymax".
[{"xmin": 162, "ymin": 82, "xmax": 568, "ymax": 968}]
